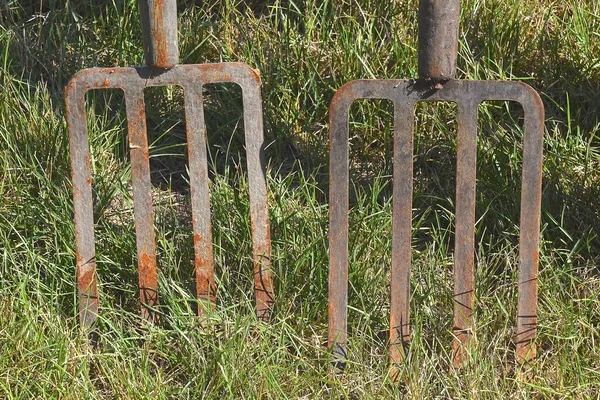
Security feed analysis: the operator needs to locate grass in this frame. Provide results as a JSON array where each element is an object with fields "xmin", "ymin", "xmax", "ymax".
[{"xmin": 1, "ymin": 0, "xmax": 600, "ymax": 397}]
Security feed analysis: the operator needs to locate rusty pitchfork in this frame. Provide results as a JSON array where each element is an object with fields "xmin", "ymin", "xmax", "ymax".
[
  {"xmin": 328, "ymin": 0, "xmax": 543, "ymax": 375},
  {"xmin": 66, "ymin": 0, "xmax": 274, "ymax": 328}
]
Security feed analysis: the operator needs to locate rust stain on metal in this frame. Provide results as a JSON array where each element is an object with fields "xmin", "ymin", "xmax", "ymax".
[
  {"xmin": 193, "ymin": 232, "xmax": 216, "ymax": 312},
  {"xmin": 138, "ymin": 0, "xmax": 178, "ymax": 68},
  {"xmin": 139, "ymin": 253, "xmax": 156, "ymax": 279},
  {"xmin": 328, "ymin": 79, "xmax": 543, "ymax": 376},
  {"xmin": 78, "ymin": 265, "xmax": 94, "ymax": 290},
  {"xmin": 138, "ymin": 250, "xmax": 159, "ymax": 323},
  {"xmin": 66, "ymin": 63, "xmax": 274, "ymax": 327},
  {"xmin": 418, "ymin": 0, "xmax": 460, "ymax": 81},
  {"xmin": 254, "ymin": 249, "xmax": 274, "ymax": 322},
  {"xmin": 250, "ymin": 67, "xmax": 261, "ymax": 82},
  {"xmin": 152, "ymin": 0, "xmax": 167, "ymax": 67}
]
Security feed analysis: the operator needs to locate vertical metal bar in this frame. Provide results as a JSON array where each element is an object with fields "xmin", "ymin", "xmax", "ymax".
[
  {"xmin": 66, "ymin": 81, "xmax": 98, "ymax": 329},
  {"xmin": 389, "ymin": 102, "xmax": 415, "ymax": 375},
  {"xmin": 418, "ymin": 0, "xmax": 460, "ymax": 81},
  {"xmin": 184, "ymin": 85, "xmax": 216, "ymax": 316},
  {"xmin": 452, "ymin": 100, "xmax": 478, "ymax": 366},
  {"xmin": 241, "ymin": 76, "xmax": 274, "ymax": 321},
  {"xmin": 516, "ymin": 92, "xmax": 544, "ymax": 368},
  {"xmin": 138, "ymin": 0, "xmax": 179, "ymax": 68},
  {"xmin": 328, "ymin": 92, "xmax": 350, "ymax": 373},
  {"xmin": 125, "ymin": 90, "xmax": 160, "ymax": 323}
]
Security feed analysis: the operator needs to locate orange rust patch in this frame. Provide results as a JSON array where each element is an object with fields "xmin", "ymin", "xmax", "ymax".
[
  {"xmin": 65, "ymin": 79, "xmax": 77, "ymax": 94},
  {"xmin": 193, "ymin": 232, "xmax": 201, "ymax": 245},
  {"xmin": 192, "ymin": 232, "xmax": 215, "ymax": 307},
  {"xmin": 532, "ymin": 250, "xmax": 539, "ymax": 266},
  {"xmin": 153, "ymin": 0, "xmax": 167, "ymax": 67},
  {"xmin": 193, "ymin": 234, "xmax": 213, "ymax": 271},
  {"xmin": 78, "ymin": 267, "xmax": 94, "ymax": 286},
  {"xmin": 139, "ymin": 252, "xmax": 158, "ymax": 287},
  {"xmin": 249, "ymin": 67, "xmax": 261, "ymax": 83},
  {"xmin": 140, "ymin": 252, "xmax": 151, "ymax": 267}
]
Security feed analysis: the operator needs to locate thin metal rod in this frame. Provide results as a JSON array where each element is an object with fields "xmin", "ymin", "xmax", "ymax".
[
  {"xmin": 185, "ymin": 86, "xmax": 216, "ymax": 315},
  {"xmin": 66, "ymin": 78, "xmax": 98, "ymax": 329},
  {"xmin": 516, "ymin": 91, "xmax": 544, "ymax": 368},
  {"xmin": 126, "ymin": 91, "xmax": 160, "ymax": 323},
  {"xmin": 328, "ymin": 85, "xmax": 351, "ymax": 373},
  {"xmin": 418, "ymin": 0, "xmax": 460, "ymax": 81},
  {"xmin": 241, "ymin": 78, "xmax": 275, "ymax": 321},
  {"xmin": 389, "ymin": 102, "xmax": 414, "ymax": 376},
  {"xmin": 138, "ymin": 0, "xmax": 179, "ymax": 68},
  {"xmin": 452, "ymin": 100, "xmax": 477, "ymax": 366}
]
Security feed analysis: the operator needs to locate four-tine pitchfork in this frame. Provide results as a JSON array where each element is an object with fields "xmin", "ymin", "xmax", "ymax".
[
  {"xmin": 328, "ymin": 0, "xmax": 543, "ymax": 376},
  {"xmin": 66, "ymin": 0, "xmax": 274, "ymax": 328}
]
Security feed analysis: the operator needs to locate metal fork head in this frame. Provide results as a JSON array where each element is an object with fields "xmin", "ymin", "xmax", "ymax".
[
  {"xmin": 328, "ymin": 78, "xmax": 543, "ymax": 375},
  {"xmin": 66, "ymin": 63, "xmax": 274, "ymax": 327}
]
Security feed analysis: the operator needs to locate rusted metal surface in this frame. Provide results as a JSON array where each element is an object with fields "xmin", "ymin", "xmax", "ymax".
[
  {"xmin": 66, "ymin": 63, "xmax": 274, "ymax": 327},
  {"xmin": 329, "ymin": 0, "xmax": 542, "ymax": 376},
  {"xmin": 418, "ymin": 0, "xmax": 460, "ymax": 81},
  {"xmin": 126, "ymin": 91, "xmax": 160, "ymax": 323},
  {"xmin": 328, "ymin": 79, "xmax": 543, "ymax": 374},
  {"xmin": 452, "ymin": 100, "xmax": 477, "ymax": 366},
  {"xmin": 66, "ymin": 83, "xmax": 98, "ymax": 329},
  {"xmin": 68, "ymin": 0, "xmax": 272, "ymax": 326},
  {"xmin": 138, "ymin": 0, "xmax": 179, "ymax": 68}
]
